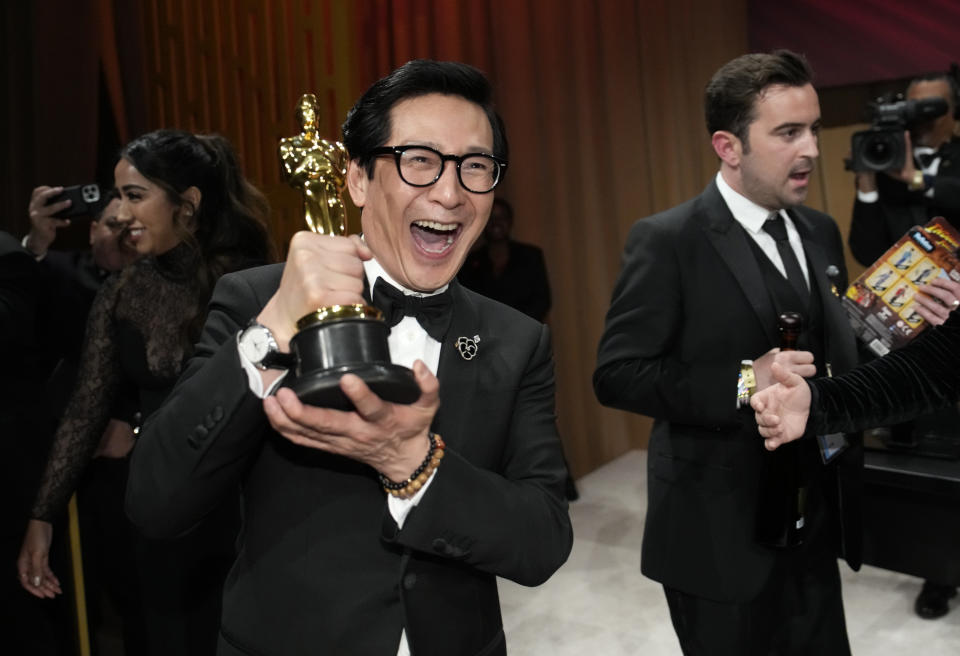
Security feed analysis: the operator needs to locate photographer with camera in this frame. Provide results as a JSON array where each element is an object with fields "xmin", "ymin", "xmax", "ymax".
[
  {"xmin": 848, "ymin": 72, "xmax": 960, "ymax": 621},
  {"xmin": 849, "ymin": 72, "xmax": 960, "ymax": 266}
]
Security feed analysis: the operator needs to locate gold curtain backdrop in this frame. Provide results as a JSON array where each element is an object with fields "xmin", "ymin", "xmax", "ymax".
[
  {"xmin": 127, "ymin": 0, "xmax": 752, "ymax": 477},
  {"xmin": 5, "ymin": 0, "xmax": 868, "ymax": 477}
]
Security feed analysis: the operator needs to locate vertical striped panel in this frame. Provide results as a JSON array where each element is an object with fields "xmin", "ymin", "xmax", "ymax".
[{"xmin": 139, "ymin": 0, "xmax": 360, "ymax": 253}]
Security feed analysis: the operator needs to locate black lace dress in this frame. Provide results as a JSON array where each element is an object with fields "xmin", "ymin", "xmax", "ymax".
[
  {"xmin": 32, "ymin": 245, "xmax": 196, "ymax": 521},
  {"xmin": 31, "ymin": 243, "xmax": 237, "ymax": 655}
]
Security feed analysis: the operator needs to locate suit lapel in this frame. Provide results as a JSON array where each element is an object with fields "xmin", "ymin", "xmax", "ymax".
[
  {"xmin": 433, "ymin": 281, "xmax": 481, "ymax": 447},
  {"xmin": 699, "ymin": 182, "xmax": 779, "ymax": 345},
  {"xmin": 790, "ymin": 209, "xmax": 859, "ymax": 373}
]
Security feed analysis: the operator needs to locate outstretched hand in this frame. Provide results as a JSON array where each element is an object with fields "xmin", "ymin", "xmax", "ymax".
[
  {"xmin": 751, "ymin": 361, "xmax": 812, "ymax": 451},
  {"xmin": 263, "ymin": 359, "xmax": 439, "ymax": 482}
]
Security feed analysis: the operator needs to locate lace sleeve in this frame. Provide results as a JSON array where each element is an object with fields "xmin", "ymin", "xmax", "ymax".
[{"xmin": 31, "ymin": 274, "xmax": 123, "ymax": 521}]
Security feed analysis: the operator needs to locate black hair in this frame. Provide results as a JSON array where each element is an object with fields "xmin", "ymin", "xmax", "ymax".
[
  {"xmin": 341, "ymin": 59, "xmax": 508, "ymax": 177},
  {"xmin": 705, "ymin": 50, "xmax": 813, "ymax": 151},
  {"xmin": 120, "ymin": 129, "xmax": 273, "ymax": 345}
]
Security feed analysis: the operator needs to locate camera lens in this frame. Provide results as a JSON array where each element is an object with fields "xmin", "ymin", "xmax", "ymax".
[{"xmin": 862, "ymin": 132, "xmax": 897, "ymax": 170}]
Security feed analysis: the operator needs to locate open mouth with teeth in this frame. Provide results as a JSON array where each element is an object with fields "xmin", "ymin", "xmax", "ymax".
[{"xmin": 411, "ymin": 220, "xmax": 462, "ymax": 255}]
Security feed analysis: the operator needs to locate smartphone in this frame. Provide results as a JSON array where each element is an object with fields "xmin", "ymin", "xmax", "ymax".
[{"xmin": 46, "ymin": 184, "xmax": 103, "ymax": 218}]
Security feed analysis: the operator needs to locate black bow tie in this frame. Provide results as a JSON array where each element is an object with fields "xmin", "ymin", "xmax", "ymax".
[
  {"xmin": 371, "ymin": 278, "xmax": 452, "ymax": 341},
  {"xmin": 916, "ymin": 151, "xmax": 937, "ymax": 169}
]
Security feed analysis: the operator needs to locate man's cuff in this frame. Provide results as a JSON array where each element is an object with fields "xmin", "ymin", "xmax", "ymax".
[
  {"xmin": 856, "ymin": 190, "xmax": 879, "ymax": 203},
  {"xmin": 236, "ymin": 333, "xmax": 288, "ymax": 398},
  {"xmin": 387, "ymin": 469, "xmax": 437, "ymax": 529}
]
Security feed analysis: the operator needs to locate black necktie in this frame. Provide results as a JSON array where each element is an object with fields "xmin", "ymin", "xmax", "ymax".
[
  {"xmin": 372, "ymin": 277, "xmax": 452, "ymax": 341},
  {"xmin": 763, "ymin": 213, "xmax": 809, "ymax": 301}
]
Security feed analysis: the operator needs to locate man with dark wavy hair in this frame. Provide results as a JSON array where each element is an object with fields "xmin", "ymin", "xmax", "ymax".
[
  {"xmin": 127, "ymin": 60, "xmax": 572, "ymax": 656},
  {"xmin": 596, "ymin": 51, "xmax": 863, "ymax": 655}
]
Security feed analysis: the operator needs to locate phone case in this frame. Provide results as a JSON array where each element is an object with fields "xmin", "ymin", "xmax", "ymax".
[{"xmin": 50, "ymin": 184, "xmax": 102, "ymax": 218}]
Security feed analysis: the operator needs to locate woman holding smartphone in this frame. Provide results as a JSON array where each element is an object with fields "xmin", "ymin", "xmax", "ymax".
[{"xmin": 17, "ymin": 129, "xmax": 273, "ymax": 655}]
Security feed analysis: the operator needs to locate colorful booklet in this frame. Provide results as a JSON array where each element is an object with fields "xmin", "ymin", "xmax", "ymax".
[{"xmin": 843, "ymin": 217, "xmax": 960, "ymax": 356}]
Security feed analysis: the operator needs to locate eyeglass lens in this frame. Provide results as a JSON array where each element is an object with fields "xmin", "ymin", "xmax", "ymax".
[{"xmin": 398, "ymin": 147, "xmax": 499, "ymax": 192}]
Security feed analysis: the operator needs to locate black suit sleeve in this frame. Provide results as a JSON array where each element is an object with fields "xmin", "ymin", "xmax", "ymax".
[
  {"xmin": 593, "ymin": 216, "xmax": 739, "ymax": 428},
  {"xmin": 387, "ymin": 323, "xmax": 572, "ymax": 586}
]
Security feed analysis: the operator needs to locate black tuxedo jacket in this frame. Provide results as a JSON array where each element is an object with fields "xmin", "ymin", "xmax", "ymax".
[
  {"xmin": 126, "ymin": 263, "xmax": 572, "ymax": 656},
  {"xmin": 850, "ymin": 136, "xmax": 960, "ymax": 266},
  {"xmin": 594, "ymin": 180, "xmax": 861, "ymax": 604}
]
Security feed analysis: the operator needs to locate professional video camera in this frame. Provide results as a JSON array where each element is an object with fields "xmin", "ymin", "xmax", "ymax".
[{"xmin": 847, "ymin": 95, "xmax": 948, "ymax": 172}]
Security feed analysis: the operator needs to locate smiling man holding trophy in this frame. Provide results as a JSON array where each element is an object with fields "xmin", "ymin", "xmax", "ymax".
[{"xmin": 126, "ymin": 60, "xmax": 572, "ymax": 655}]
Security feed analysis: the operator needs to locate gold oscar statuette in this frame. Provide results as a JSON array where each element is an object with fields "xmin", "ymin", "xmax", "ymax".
[{"xmin": 277, "ymin": 94, "xmax": 419, "ymax": 409}]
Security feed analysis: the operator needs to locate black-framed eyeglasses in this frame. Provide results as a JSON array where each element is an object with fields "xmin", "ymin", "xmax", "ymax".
[{"xmin": 369, "ymin": 145, "xmax": 507, "ymax": 194}]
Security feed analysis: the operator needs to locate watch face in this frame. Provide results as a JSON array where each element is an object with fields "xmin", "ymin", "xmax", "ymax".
[{"xmin": 241, "ymin": 326, "xmax": 271, "ymax": 362}]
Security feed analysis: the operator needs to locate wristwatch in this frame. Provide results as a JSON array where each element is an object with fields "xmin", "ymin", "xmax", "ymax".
[
  {"xmin": 908, "ymin": 170, "xmax": 926, "ymax": 191},
  {"xmin": 238, "ymin": 321, "xmax": 289, "ymax": 370},
  {"xmin": 737, "ymin": 360, "xmax": 757, "ymax": 409}
]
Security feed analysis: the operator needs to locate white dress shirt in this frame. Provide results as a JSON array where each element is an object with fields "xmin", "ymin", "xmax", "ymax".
[{"xmin": 716, "ymin": 171, "xmax": 810, "ymax": 285}]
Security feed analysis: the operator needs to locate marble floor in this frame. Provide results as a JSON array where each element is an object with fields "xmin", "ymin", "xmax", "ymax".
[{"xmin": 499, "ymin": 450, "xmax": 960, "ymax": 655}]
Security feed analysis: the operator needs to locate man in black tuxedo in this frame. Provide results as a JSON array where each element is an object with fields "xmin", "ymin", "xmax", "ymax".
[
  {"xmin": 594, "ymin": 51, "xmax": 862, "ymax": 655},
  {"xmin": 849, "ymin": 72, "xmax": 960, "ymax": 267},
  {"xmin": 126, "ymin": 60, "xmax": 573, "ymax": 656},
  {"xmin": 848, "ymin": 72, "xmax": 960, "ymax": 619}
]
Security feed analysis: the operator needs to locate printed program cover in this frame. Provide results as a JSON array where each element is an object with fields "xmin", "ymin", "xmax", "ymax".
[{"xmin": 843, "ymin": 217, "xmax": 960, "ymax": 356}]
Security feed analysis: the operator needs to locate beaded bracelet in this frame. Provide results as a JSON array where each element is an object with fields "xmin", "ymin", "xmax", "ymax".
[{"xmin": 380, "ymin": 433, "xmax": 446, "ymax": 499}]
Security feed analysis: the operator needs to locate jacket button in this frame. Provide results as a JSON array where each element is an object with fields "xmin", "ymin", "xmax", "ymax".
[
  {"xmin": 432, "ymin": 538, "xmax": 447, "ymax": 553},
  {"xmin": 192, "ymin": 425, "xmax": 209, "ymax": 440},
  {"xmin": 211, "ymin": 406, "xmax": 224, "ymax": 421},
  {"xmin": 403, "ymin": 573, "xmax": 417, "ymax": 590}
]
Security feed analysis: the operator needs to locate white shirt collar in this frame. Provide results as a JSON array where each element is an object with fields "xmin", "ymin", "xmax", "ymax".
[{"xmin": 715, "ymin": 171, "xmax": 785, "ymax": 236}]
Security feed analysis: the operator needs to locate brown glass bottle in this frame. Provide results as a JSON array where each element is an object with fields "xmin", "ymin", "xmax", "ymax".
[{"xmin": 754, "ymin": 311, "xmax": 808, "ymax": 548}]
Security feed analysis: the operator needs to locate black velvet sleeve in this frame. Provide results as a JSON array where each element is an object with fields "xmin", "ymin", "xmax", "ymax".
[{"xmin": 809, "ymin": 312, "xmax": 960, "ymax": 435}]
